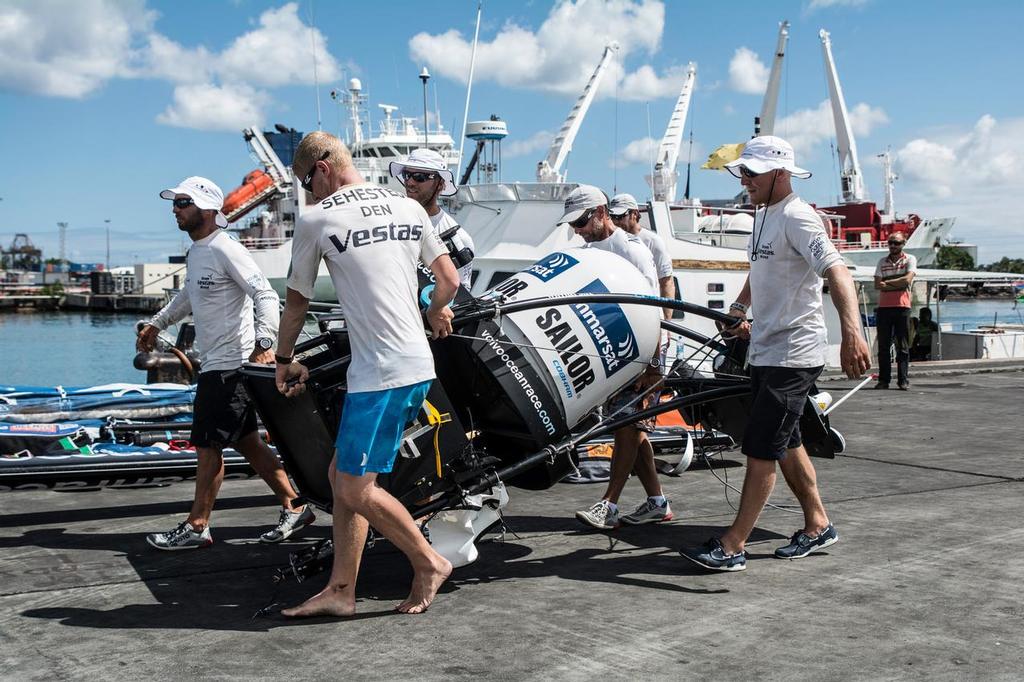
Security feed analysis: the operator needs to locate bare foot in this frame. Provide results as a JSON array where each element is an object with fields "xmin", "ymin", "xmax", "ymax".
[
  {"xmin": 396, "ymin": 557, "xmax": 452, "ymax": 614},
  {"xmin": 281, "ymin": 584, "xmax": 355, "ymax": 618}
]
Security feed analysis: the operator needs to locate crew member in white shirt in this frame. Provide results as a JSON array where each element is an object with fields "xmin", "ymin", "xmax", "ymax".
[
  {"xmin": 608, "ymin": 193, "xmax": 676, "ymax": 318},
  {"xmin": 137, "ymin": 176, "xmax": 312, "ymax": 551},
  {"xmin": 274, "ymin": 132, "xmax": 460, "ymax": 618},
  {"xmin": 390, "ymin": 148, "xmax": 475, "ymax": 289},
  {"xmin": 680, "ymin": 136, "xmax": 870, "ymax": 572},
  {"xmin": 559, "ymin": 185, "xmax": 672, "ymax": 531}
]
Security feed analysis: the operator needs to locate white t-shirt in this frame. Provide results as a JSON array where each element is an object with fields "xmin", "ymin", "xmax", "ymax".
[
  {"xmin": 747, "ymin": 192, "xmax": 844, "ymax": 368},
  {"xmin": 150, "ymin": 230, "xmax": 280, "ymax": 372},
  {"xmin": 429, "ymin": 209, "xmax": 475, "ymax": 289},
  {"xmin": 287, "ymin": 182, "xmax": 448, "ymax": 393},
  {"xmin": 635, "ymin": 228, "xmax": 673, "ymax": 280},
  {"xmin": 585, "ymin": 227, "xmax": 658, "ymax": 294}
]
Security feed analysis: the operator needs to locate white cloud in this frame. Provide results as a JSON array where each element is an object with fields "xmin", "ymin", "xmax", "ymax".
[
  {"xmin": 728, "ymin": 47, "xmax": 769, "ymax": 95},
  {"xmin": 774, "ymin": 99, "xmax": 889, "ymax": 159},
  {"xmin": 808, "ymin": 0, "xmax": 870, "ymax": 10},
  {"xmin": 611, "ymin": 136, "xmax": 659, "ymax": 168},
  {"xmin": 894, "ymin": 115, "xmax": 1024, "ymax": 260},
  {"xmin": 409, "ymin": 0, "xmax": 685, "ymax": 102},
  {"xmin": 0, "ymin": 0, "xmax": 153, "ymax": 97},
  {"xmin": 0, "ymin": 1, "xmax": 339, "ymax": 132},
  {"xmin": 156, "ymin": 83, "xmax": 269, "ymax": 132},
  {"xmin": 217, "ymin": 3, "xmax": 340, "ymax": 87},
  {"xmin": 504, "ymin": 130, "xmax": 553, "ymax": 159}
]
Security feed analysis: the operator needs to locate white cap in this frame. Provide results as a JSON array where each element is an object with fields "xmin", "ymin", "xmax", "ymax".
[
  {"xmin": 723, "ymin": 135, "xmax": 811, "ymax": 179},
  {"xmin": 160, "ymin": 176, "xmax": 228, "ymax": 227},
  {"xmin": 608, "ymin": 193, "xmax": 639, "ymax": 216},
  {"xmin": 389, "ymin": 148, "xmax": 458, "ymax": 196},
  {"xmin": 557, "ymin": 184, "xmax": 608, "ymax": 224}
]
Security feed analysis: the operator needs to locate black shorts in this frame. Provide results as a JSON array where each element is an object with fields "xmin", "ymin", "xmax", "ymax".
[
  {"xmin": 741, "ymin": 364, "xmax": 823, "ymax": 461},
  {"xmin": 190, "ymin": 370, "xmax": 258, "ymax": 449}
]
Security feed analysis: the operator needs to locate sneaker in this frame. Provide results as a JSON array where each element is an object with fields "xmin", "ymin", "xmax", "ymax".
[
  {"xmin": 620, "ymin": 498, "xmax": 674, "ymax": 525},
  {"xmin": 575, "ymin": 500, "xmax": 620, "ymax": 530},
  {"xmin": 146, "ymin": 521, "xmax": 212, "ymax": 551},
  {"xmin": 774, "ymin": 523, "xmax": 839, "ymax": 559},
  {"xmin": 260, "ymin": 505, "xmax": 316, "ymax": 543},
  {"xmin": 897, "ymin": 382, "xmax": 909, "ymax": 391},
  {"xmin": 873, "ymin": 382, "xmax": 889, "ymax": 390},
  {"xmin": 679, "ymin": 538, "xmax": 747, "ymax": 572}
]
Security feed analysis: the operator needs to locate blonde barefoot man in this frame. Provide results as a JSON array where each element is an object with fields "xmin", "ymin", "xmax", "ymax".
[{"xmin": 275, "ymin": 132, "xmax": 460, "ymax": 616}]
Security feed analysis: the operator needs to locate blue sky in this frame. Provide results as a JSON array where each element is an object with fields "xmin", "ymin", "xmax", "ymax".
[{"xmin": 2, "ymin": 0, "xmax": 1022, "ymax": 266}]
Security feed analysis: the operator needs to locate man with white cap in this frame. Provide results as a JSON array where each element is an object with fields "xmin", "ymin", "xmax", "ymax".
[
  {"xmin": 137, "ymin": 176, "xmax": 313, "ymax": 550},
  {"xmin": 559, "ymin": 186, "xmax": 672, "ymax": 530},
  {"xmin": 679, "ymin": 136, "xmax": 870, "ymax": 572},
  {"xmin": 608, "ymin": 193, "xmax": 676, "ymax": 318},
  {"xmin": 390, "ymin": 148, "xmax": 475, "ymax": 289}
]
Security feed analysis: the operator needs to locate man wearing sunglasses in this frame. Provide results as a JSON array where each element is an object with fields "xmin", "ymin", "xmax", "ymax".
[
  {"xmin": 558, "ymin": 186, "xmax": 671, "ymax": 531},
  {"xmin": 390, "ymin": 148, "xmax": 475, "ymax": 289},
  {"xmin": 608, "ymin": 193, "xmax": 676, "ymax": 318},
  {"xmin": 679, "ymin": 136, "xmax": 870, "ymax": 572},
  {"xmin": 275, "ymin": 132, "xmax": 460, "ymax": 618},
  {"xmin": 873, "ymin": 232, "xmax": 916, "ymax": 390},
  {"xmin": 138, "ymin": 176, "xmax": 313, "ymax": 550}
]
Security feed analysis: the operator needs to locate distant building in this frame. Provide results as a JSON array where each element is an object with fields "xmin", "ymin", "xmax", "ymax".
[{"xmin": 133, "ymin": 263, "xmax": 186, "ymax": 295}]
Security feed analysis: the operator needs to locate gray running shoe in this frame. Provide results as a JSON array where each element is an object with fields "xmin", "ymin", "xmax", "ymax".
[
  {"xmin": 620, "ymin": 498, "xmax": 674, "ymax": 525},
  {"xmin": 774, "ymin": 523, "xmax": 839, "ymax": 559},
  {"xmin": 260, "ymin": 505, "xmax": 316, "ymax": 543},
  {"xmin": 146, "ymin": 521, "xmax": 212, "ymax": 551},
  {"xmin": 575, "ymin": 500, "xmax": 620, "ymax": 530}
]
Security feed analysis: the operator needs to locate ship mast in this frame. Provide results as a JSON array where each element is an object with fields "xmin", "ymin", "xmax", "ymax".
[
  {"xmin": 646, "ymin": 62, "xmax": 697, "ymax": 202},
  {"xmin": 536, "ymin": 42, "xmax": 619, "ymax": 183},
  {"xmin": 878, "ymin": 148, "xmax": 897, "ymax": 220},
  {"xmin": 820, "ymin": 29, "xmax": 866, "ymax": 204},
  {"xmin": 758, "ymin": 20, "xmax": 789, "ymax": 136}
]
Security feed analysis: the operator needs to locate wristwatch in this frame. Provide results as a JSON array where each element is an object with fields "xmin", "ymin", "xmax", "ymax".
[{"xmin": 256, "ymin": 337, "xmax": 273, "ymax": 351}]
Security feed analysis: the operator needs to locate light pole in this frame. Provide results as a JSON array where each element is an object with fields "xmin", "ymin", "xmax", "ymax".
[
  {"xmin": 419, "ymin": 67, "xmax": 431, "ymax": 146},
  {"xmin": 104, "ymin": 219, "xmax": 110, "ymax": 270}
]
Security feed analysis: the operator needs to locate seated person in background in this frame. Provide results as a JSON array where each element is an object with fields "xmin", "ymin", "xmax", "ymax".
[{"xmin": 910, "ymin": 307, "xmax": 939, "ymax": 361}]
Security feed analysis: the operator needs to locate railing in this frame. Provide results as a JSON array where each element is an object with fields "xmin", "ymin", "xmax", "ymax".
[
  {"xmin": 240, "ymin": 237, "xmax": 290, "ymax": 250},
  {"xmin": 833, "ymin": 239, "xmax": 889, "ymax": 251}
]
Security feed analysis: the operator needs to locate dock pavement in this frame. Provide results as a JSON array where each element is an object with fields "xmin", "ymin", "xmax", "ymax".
[{"xmin": 2, "ymin": 369, "xmax": 1022, "ymax": 680}]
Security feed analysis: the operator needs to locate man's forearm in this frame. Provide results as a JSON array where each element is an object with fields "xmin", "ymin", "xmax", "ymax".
[
  {"xmin": 826, "ymin": 265, "xmax": 863, "ymax": 335},
  {"xmin": 658, "ymin": 276, "xmax": 675, "ymax": 319},
  {"xmin": 276, "ymin": 288, "xmax": 310, "ymax": 358},
  {"xmin": 734, "ymin": 276, "xmax": 751, "ymax": 307}
]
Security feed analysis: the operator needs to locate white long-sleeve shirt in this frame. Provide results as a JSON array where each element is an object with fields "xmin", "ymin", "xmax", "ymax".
[{"xmin": 150, "ymin": 230, "xmax": 279, "ymax": 372}]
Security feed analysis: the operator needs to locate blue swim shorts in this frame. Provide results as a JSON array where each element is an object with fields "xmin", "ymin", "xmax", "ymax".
[{"xmin": 335, "ymin": 379, "xmax": 432, "ymax": 476}]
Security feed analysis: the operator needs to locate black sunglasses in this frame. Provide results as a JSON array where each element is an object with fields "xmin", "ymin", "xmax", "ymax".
[
  {"xmin": 888, "ymin": 241, "xmax": 905, "ymax": 246},
  {"xmin": 402, "ymin": 170, "xmax": 439, "ymax": 183},
  {"xmin": 300, "ymin": 151, "xmax": 331, "ymax": 192},
  {"xmin": 172, "ymin": 197, "xmax": 195, "ymax": 209},
  {"xmin": 569, "ymin": 209, "xmax": 595, "ymax": 229},
  {"xmin": 739, "ymin": 166, "xmax": 763, "ymax": 179}
]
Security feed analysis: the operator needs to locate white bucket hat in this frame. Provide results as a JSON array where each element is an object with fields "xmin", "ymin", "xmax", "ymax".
[
  {"xmin": 160, "ymin": 176, "xmax": 228, "ymax": 227},
  {"xmin": 723, "ymin": 135, "xmax": 811, "ymax": 179},
  {"xmin": 608, "ymin": 193, "xmax": 639, "ymax": 216},
  {"xmin": 557, "ymin": 184, "xmax": 608, "ymax": 224},
  {"xmin": 389, "ymin": 148, "xmax": 458, "ymax": 196}
]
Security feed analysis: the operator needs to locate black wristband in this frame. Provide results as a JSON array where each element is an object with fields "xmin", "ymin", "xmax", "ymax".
[{"xmin": 274, "ymin": 354, "xmax": 293, "ymax": 365}]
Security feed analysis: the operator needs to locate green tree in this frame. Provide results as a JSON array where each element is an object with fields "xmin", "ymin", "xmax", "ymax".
[
  {"xmin": 981, "ymin": 257, "xmax": 1024, "ymax": 274},
  {"xmin": 935, "ymin": 245, "xmax": 975, "ymax": 271}
]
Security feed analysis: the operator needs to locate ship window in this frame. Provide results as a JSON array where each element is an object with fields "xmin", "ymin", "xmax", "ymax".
[
  {"xmin": 366, "ymin": 149, "xmax": 379, "ymax": 157},
  {"xmin": 707, "ymin": 300, "xmax": 725, "ymax": 310},
  {"xmin": 486, "ymin": 271, "xmax": 514, "ymax": 289},
  {"xmin": 379, "ymin": 147, "xmax": 396, "ymax": 157},
  {"xmin": 379, "ymin": 176, "xmax": 388, "ymax": 184},
  {"xmin": 707, "ymin": 282, "xmax": 725, "ymax": 294}
]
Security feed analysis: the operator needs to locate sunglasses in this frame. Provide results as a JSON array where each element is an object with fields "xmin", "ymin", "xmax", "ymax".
[
  {"xmin": 569, "ymin": 209, "xmax": 594, "ymax": 229},
  {"xmin": 172, "ymin": 197, "xmax": 195, "ymax": 209},
  {"xmin": 739, "ymin": 166, "xmax": 763, "ymax": 179},
  {"xmin": 402, "ymin": 170, "xmax": 439, "ymax": 183},
  {"xmin": 888, "ymin": 241, "xmax": 905, "ymax": 246},
  {"xmin": 300, "ymin": 151, "xmax": 331, "ymax": 192}
]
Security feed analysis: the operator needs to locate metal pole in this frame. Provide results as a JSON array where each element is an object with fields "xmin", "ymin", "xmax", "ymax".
[
  {"xmin": 419, "ymin": 67, "xmax": 431, "ymax": 146},
  {"xmin": 935, "ymin": 280, "xmax": 943, "ymax": 360},
  {"xmin": 104, "ymin": 219, "xmax": 111, "ymax": 270}
]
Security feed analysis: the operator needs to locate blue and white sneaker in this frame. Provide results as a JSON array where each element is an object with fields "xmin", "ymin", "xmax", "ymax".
[
  {"xmin": 774, "ymin": 523, "xmax": 839, "ymax": 559},
  {"xmin": 679, "ymin": 538, "xmax": 747, "ymax": 572}
]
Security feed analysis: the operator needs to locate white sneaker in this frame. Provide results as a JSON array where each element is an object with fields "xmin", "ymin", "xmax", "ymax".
[
  {"xmin": 260, "ymin": 506, "xmax": 316, "ymax": 543},
  {"xmin": 146, "ymin": 521, "xmax": 213, "ymax": 550},
  {"xmin": 620, "ymin": 498, "xmax": 673, "ymax": 526},
  {"xmin": 575, "ymin": 501, "xmax": 620, "ymax": 530}
]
